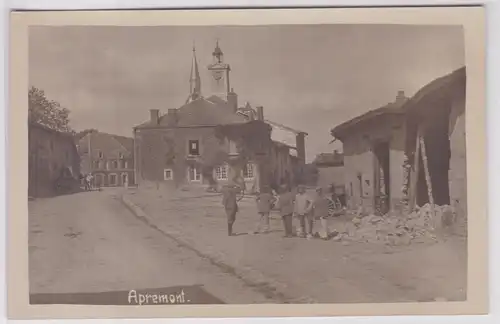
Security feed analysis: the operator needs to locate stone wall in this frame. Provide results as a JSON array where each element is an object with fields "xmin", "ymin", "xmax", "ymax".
[
  {"xmin": 341, "ymin": 115, "xmax": 406, "ymax": 213},
  {"xmin": 448, "ymin": 87, "xmax": 467, "ymax": 222},
  {"xmin": 28, "ymin": 125, "xmax": 80, "ymax": 197}
]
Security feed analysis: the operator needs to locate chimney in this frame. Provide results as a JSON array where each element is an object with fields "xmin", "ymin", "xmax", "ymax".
[
  {"xmin": 256, "ymin": 106, "xmax": 264, "ymax": 121},
  {"xmin": 395, "ymin": 90, "xmax": 407, "ymax": 105},
  {"xmin": 167, "ymin": 109, "xmax": 178, "ymax": 126},
  {"xmin": 296, "ymin": 133, "xmax": 306, "ymax": 164},
  {"xmin": 150, "ymin": 109, "xmax": 159, "ymax": 125},
  {"xmin": 227, "ymin": 88, "xmax": 238, "ymax": 113}
]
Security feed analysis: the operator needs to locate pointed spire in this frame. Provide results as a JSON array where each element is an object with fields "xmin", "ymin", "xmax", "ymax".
[
  {"xmin": 188, "ymin": 43, "xmax": 201, "ymax": 102},
  {"xmin": 212, "ymin": 38, "xmax": 224, "ymax": 63}
]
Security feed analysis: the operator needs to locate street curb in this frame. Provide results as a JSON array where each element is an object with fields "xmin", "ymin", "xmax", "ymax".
[{"xmin": 120, "ymin": 194, "xmax": 317, "ymax": 304}]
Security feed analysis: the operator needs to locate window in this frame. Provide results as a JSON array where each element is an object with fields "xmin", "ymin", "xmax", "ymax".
[
  {"xmin": 124, "ymin": 161, "xmax": 129, "ymax": 169},
  {"xmin": 188, "ymin": 166, "xmax": 201, "ymax": 182},
  {"xmin": 93, "ymin": 160, "xmax": 99, "ymax": 169},
  {"xmin": 164, "ymin": 169, "xmax": 173, "ymax": 180},
  {"xmin": 98, "ymin": 150, "xmax": 103, "ymax": 159},
  {"xmin": 228, "ymin": 140, "xmax": 238, "ymax": 155},
  {"xmin": 119, "ymin": 152, "xmax": 124, "ymax": 159},
  {"xmin": 215, "ymin": 165, "xmax": 228, "ymax": 180},
  {"xmin": 109, "ymin": 174, "xmax": 117, "ymax": 186},
  {"xmin": 188, "ymin": 140, "xmax": 200, "ymax": 156},
  {"xmin": 112, "ymin": 160, "xmax": 118, "ymax": 169},
  {"xmin": 243, "ymin": 163, "xmax": 254, "ymax": 179}
]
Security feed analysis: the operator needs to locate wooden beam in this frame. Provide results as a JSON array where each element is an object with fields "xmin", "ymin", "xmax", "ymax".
[
  {"xmin": 419, "ymin": 134, "xmax": 436, "ymax": 225},
  {"xmin": 409, "ymin": 129, "xmax": 421, "ymax": 210}
]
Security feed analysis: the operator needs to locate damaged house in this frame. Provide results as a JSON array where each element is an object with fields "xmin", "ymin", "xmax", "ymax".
[
  {"xmin": 404, "ymin": 67, "xmax": 467, "ymax": 222},
  {"xmin": 133, "ymin": 42, "xmax": 306, "ymax": 193},
  {"xmin": 330, "ymin": 91, "xmax": 409, "ymax": 215}
]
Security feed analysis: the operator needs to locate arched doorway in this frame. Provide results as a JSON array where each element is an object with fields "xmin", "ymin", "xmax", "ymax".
[{"xmin": 121, "ymin": 173, "xmax": 128, "ymax": 187}]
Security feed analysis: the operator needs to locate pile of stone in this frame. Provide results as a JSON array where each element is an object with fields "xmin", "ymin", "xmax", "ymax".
[{"xmin": 332, "ymin": 203, "xmax": 456, "ymax": 246}]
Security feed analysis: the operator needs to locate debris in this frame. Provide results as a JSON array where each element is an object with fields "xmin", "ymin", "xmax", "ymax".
[{"xmin": 331, "ymin": 203, "xmax": 458, "ymax": 246}]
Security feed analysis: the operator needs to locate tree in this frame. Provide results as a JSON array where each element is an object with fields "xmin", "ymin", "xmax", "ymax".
[{"xmin": 28, "ymin": 86, "xmax": 73, "ymax": 133}]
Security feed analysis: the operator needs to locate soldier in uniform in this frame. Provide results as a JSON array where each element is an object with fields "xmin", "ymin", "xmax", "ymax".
[{"xmin": 222, "ymin": 184, "xmax": 239, "ymax": 236}]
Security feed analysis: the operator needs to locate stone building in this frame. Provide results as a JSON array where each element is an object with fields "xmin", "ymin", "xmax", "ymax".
[
  {"xmin": 133, "ymin": 42, "xmax": 306, "ymax": 193},
  {"xmin": 331, "ymin": 91, "xmax": 409, "ymax": 214},
  {"xmin": 28, "ymin": 122, "xmax": 81, "ymax": 198},
  {"xmin": 77, "ymin": 131, "xmax": 135, "ymax": 187},
  {"xmin": 313, "ymin": 150, "xmax": 345, "ymax": 194},
  {"xmin": 404, "ymin": 67, "xmax": 466, "ymax": 221}
]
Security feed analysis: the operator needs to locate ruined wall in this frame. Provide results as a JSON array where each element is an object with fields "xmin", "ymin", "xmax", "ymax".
[
  {"xmin": 341, "ymin": 115, "xmax": 406, "ymax": 213},
  {"xmin": 317, "ymin": 165, "xmax": 345, "ymax": 190},
  {"xmin": 448, "ymin": 87, "xmax": 467, "ymax": 220}
]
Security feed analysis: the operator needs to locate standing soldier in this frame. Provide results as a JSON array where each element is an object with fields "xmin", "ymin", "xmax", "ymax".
[
  {"xmin": 278, "ymin": 184, "xmax": 295, "ymax": 238},
  {"xmin": 313, "ymin": 187, "xmax": 331, "ymax": 239},
  {"xmin": 251, "ymin": 186, "xmax": 276, "ymax": 235},
  {"xmin": 222, "ymin": 184, "xmax": 239, "ymax": 236},
  {"xmin": 294, "ymin": 185, "xmax": 314, "ymax": 238}
]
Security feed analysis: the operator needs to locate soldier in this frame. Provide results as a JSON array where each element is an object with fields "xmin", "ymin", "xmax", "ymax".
[
  {"xmin": 251, "ymin": 186, "xmax": 276, "ymax": 234},
  {"xmin": 313, "ymin": 187, "xmax": 331, "ymax": 239},
  {"xmin": 222, "ymin": 184, "xmax": 239, "ymax": 236},
  {"xmin": 294, "ymin": 185, "xmax": 314, "ymax": 238},
  {"xmin": 278, "ymin": 184, "xmax": 295, "ymax": 238}
]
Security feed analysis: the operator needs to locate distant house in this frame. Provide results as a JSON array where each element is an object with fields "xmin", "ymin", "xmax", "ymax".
[
  {"xmin": 77, "ymin": 131, "xmax": 135, "ymax": 187},
  {"xmin": 133, "ymin": 42, "xmax": 306, "ymax": 193},
  {"xmin": 313, "ymin": 150, "xmax": 345, "ymax": 195},
  {"xmin": 331, "ymin": 91, "xmax": 409, "ymax": 214},
  {"xmin": 28, "ymin": 122, "xmax": 81, "ymax": 198},
  {"xmin": 404, "ymin": 67, "xmax": 466, "ymax": 221}
]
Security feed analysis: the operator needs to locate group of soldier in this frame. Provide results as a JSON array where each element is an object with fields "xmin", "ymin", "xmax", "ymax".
[{"xmin": 221, "ymin": 183, "xmax": 332, "ymax": 239}]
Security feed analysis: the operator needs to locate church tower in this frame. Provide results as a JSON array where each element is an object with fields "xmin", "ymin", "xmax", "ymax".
[
  {"xmin": 186, "ymin": 45, "xmax": 202, "ymax": 104},
  {"xmin": 207, "ymin": 40, "xmax": 231, "ymax": 101}
]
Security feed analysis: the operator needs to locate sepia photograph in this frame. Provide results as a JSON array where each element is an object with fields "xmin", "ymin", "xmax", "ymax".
[{"xmin": 7, "ymin": 7, "xmax": 487, "ymax": 319}]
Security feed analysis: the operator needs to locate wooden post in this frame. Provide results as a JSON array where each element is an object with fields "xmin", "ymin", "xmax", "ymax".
[
  {"xmin": 409, "ymin": 130, "xmax": 421, "ymax": 210},
  {"xmin": 419, "ymin": 134, "xmax": 436, "ymax": 223}
]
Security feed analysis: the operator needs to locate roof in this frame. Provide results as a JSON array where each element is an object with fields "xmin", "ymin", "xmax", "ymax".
[
  {"xmin": 313, "ymin": 152, "xmax": 344, "ymax": 167},
  {"xmin": 405, "ymin": 66, "xmax": 466, "ymax": 117},
  {"xmin": 109, "ymin": 134, "xmax": 134, "ymax": 152},
  {"xmin": 265, "ymin": 119, "xmax": 307, "ymax": 136},
  {"xmin": 135, "ymin": 96, "xmax": 247, "ymax": 129},
  {"xmin": 78, "ymin": 131, "xmax": 134, "ymax": 158},
  {"xmin": 331, "ymin": 101, "xmax": 407, "ymax": 140}
]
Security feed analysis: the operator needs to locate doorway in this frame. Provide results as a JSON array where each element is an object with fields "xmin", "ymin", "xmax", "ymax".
[{"xmin": 415, "ymin": 103, "xmax": 451, "ymax": 206}]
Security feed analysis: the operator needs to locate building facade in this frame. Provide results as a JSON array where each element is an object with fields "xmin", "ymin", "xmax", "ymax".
[
  {"xmin": 331, "ymin": 91, "xmax": 409, "ymax": 214},
  {"xmin": 404, "ymin": 67, "xmax": 466, "ymax": 222},
  {"xmin": 134, "ymin": 42, "xmax": 306, "ymax": 193},
  {"xmin": 28, "ymin": 122, "xmax": 81, "ymax": 198},
  {"xmin": 77, "ymin": 131, "xmax": 135, "ymax": 187},
  {"xmin": 313, "ymin": 151, "xmax": 345, "ymax": 194}
]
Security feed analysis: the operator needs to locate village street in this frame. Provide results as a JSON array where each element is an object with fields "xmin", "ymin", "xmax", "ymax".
[
  {"xmin": 28, "ymin": 189, "xmax": 275, "ymax": 305},
  {"xmin": 29, "ymin": 187, "xmax": 467, "ymax": 305}
]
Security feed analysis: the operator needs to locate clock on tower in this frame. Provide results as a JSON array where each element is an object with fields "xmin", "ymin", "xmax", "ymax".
[{"xmin": 207, "ymin": 40, "xmax": 231, "ymax": 100}]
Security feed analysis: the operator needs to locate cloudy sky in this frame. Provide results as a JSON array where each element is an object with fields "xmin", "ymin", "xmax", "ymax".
[{"xmin": 29, "ymin": 24, "xmax": 464, "ymax": 162}]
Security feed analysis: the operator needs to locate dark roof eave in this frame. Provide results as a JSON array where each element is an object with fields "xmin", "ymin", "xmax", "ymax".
[{"xmin": 331, "ymin": 109, "xmax": 405, "ymax": 139}]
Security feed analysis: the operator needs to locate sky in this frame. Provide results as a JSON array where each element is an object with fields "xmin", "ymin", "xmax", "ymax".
[{"xmin": 29, "ymin": 24, "xmax": 464, "ymax": 162}]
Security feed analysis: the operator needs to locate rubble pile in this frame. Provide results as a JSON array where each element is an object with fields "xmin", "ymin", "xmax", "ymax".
[{"xmin": 332, "ymin": 203, "xmax": 456, "ymax": 246}]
